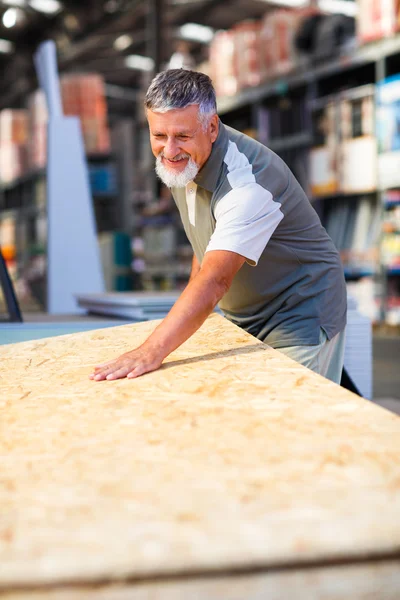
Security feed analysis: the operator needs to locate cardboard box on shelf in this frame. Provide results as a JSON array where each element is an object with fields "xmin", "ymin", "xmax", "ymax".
[
  {"xmin": 357, "ymin": 0, "xmax": 396, "ymax": 43},
  {"xmin": 260, "ymin": 10, "xmax": 296, "ymax": 78},
  {"xmin": 209, "ymin": 30, "xmax": 238, "ymax": 97},
  {"xmin": 27, "ymin": 90, "xmax": 48, "ymax": 170},
  {"xmin": 310, "ymin": 101, "xmax": 340, "ymax": 197},
  {"xmin": 0, "ymin": 109, "xmax": 29, "ymax": 183},
  {"xmin": 260, "ymin": 8, "xmax": 320, "ymax": 80},
  {"xmin": 233, "ymin": 20, "xmax": 264, "ymax": 90},
  {"xmin": 376, "ymin": 75, "xmax": 400, "ymax": 189},
  {"xmin": 339, "ymin": 87, "xmax": 377, "ymax": 194},
  {"xmin": 27, "ymin": 73, "xmax": 111, "ymax": 171}
]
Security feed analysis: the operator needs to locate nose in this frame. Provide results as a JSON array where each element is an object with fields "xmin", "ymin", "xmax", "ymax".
[{"xmin": 163, "ymin": 136, "xmax": 180, "ymax": 159}]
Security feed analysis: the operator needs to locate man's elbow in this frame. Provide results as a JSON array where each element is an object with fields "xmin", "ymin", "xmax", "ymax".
[
  {"xmin": 215, "ymin": 274, "xmax": 232, "ymax": 298},
  {"xmin": 202, "ymin": 271, "xmax": 232, "ymax": 305}
]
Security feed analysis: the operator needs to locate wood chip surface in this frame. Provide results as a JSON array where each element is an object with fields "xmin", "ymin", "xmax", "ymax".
[{"xmin": 1, "ymin": 314, "xmax": 400, "ymax": 590}]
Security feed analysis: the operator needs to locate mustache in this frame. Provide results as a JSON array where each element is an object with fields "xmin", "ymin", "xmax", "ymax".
[{"xmin": 158, "ymin": 152, "xmax": 191, "ymax": 162}]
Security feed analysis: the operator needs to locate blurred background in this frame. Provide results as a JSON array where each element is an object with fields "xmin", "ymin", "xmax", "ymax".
[{"xmin": 0, "ymin": 0, "xmax": 398, "ymax": 404}]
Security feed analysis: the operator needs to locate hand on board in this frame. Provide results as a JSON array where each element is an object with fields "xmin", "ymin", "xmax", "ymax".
[{"xmin": 90, "ymin": 344, "xmax": 164, "ymax": 381}]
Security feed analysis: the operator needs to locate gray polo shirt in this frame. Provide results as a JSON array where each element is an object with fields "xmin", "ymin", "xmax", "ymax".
[{"xmin": 171, "ymin": 121, "xmax": 347, "ymax": 348}]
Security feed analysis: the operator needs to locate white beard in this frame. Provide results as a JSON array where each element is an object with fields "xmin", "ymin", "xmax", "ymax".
[{"xmin": 155, "ymin": 154, "xmax": 199, "ymax": 188}]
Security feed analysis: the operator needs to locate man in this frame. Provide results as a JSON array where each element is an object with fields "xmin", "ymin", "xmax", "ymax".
[{"xmin": 91, "ymin": 69, "xmax": 346, "ymax": 383}]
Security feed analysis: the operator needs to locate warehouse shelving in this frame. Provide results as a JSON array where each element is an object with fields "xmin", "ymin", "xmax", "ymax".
[
  {"xmin": 210, "ymin": 32, "xmax": 400, "ymax": 325},
  {"xmin": 2, "ymin": 2, "xmax": 399, "ymax": 323},
  {"xmin": 217, "ymin": 35, "xmax": 400, "ymax": 114},
  {"xmin": 0, "ymin": 150, "xmax": 123, "ymax": 312}
]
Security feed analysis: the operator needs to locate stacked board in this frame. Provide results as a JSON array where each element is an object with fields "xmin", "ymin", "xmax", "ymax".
[{"xmin": 75, "ymin": 291, "xmax": 182, "ymax": 320}]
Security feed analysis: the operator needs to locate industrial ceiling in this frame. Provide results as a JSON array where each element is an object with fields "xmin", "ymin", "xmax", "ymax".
[{"xmin": 0, "ymin": 0, "xmax": 284, "ymax": 110}]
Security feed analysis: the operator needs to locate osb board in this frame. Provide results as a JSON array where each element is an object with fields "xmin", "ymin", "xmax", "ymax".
[
  {"xmin": 1, "ymin": 314, "xmax": 400, "ymax": 590},
  {"xmin": 2, "ymin": 561, "xmax": 400, "ymax": 600}
]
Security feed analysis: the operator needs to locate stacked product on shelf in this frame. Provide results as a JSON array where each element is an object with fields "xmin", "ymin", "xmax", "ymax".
[
  {"xmin": 27, "ymin": 90, "xmax": 48, "ymax": 171},
  {"xmin": 210, "ymin": 10, "xmax": 309, "ymax": 97},
  {"xmin": 310, "ymin": 96, "xmax": 340, "ymax": 198},
  {"xmin": 234, "ymin": 20, "xmax": 264, "ymax": 91},
  {"xmin": 0, "ymin": 74, "xmax": 112, "ymax": 186},
  {"xmin": 140, "ymin": 214, "xmax": 189, "ymax": 291},
  {"xmin": 261, "ymin": 7, "xmax": 320, "ymax": 76},
  {"xmin": 209, "ymin": 29, "xmax": 238, "ymax": 98},
  {"xmin": 0, "ymin": 214, "xmax": 16, "ymax": 279},
  {"xmin": 132, "ymin": 184, "xmax": 193, "ymax": 292},
  {"xmin": 357, "ymin": 0, "xmax": 400, "ymax": 43},
  {"xmin": 258, "ymin": 96, "xmax": 308, "ymax": 144},
  {"xmin": 0, "ymin": 212, "xmax": 43, "ymax": 313},
  {"xmin": 75, "ymin": 291, "xmax": 181, "ymax": 321},
  {"xmin": 98, "ymin": 232, "xmax": 132, "ymax": 292},
  {"xmin": 309, "ymin": 85, "xmax": 381, "ymax": 320},
  {"xmin": 376, "ymin": 74, "xmax": 400, "ymax": 189},
  {"xmin": 382, "ymin": 191, "xmax": 400, "ymax": 324},
  {"xmin": 338, "ymin": 85, "xmax": 380, "ymax": 284},
  {"xmin": 0, "ymin": 72, "xmax": 119, "ymax": 311},
  {"xmin": 382, "ymin": 200, "xmax": 400, "ymax": 271},
  {"xmin": 324, "ymin": 197, "xmax": 380, "ymax": 275},
  {"xmin": 27, "ymin": 73, "xmax": 111, "ymax": 173},
  {"xmin": 61, "ymin": 74, "xmax": 110, "ymax": 155},
  {"xmin": 339, "ymin": 85, "xmax": 377, "ymax": 195},
  {"xmin": 376, "ymin": 76, "xmax": 400, "ymax": 323},
  {"xmin": 209, "ymin": 7, "xmax": 355, "ymax": 98},
  {"xmin": 255, "ymin": 95, "xmax": 310, "ymax": 194},
  {"xmin": 0, "ymin": 109, "xmax": 29, "ymax": 185},
  {"xmin": 261, "ymin": 10, "xmax": 294, "ymax": 77}
]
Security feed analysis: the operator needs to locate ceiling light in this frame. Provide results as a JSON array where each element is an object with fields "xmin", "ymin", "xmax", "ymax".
[
  {"xmin": 318, "ymin": 0, "xmax": 357, "ymax": 16},
  {"xmin": 2, "ymin": 8, "xmax": 19, "ymax": 28},
  {"xmin": 114, "ymin": 34, "xmax": 133, "ymax": 51},
  {"xmin": 0, "ymin": 38, "xmax": 14, "ymax": 53},
  {"xmin": 179, "ymin": 23, "xmax": 214, "ymax": 43},
  {"xmin": 125, "ymin": 54, "xmax": 154, "ymax": 71},
  {"xmin": 29, "ymin": 0, "xmax": 62, "ymax": 15}
]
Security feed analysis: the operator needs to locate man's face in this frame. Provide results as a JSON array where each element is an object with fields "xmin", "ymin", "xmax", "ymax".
[{"xmin": 147, "ymin": 105, "xmax": 219, "ymax": 187}]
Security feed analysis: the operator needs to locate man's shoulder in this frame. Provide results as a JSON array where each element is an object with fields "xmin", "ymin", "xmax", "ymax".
[{"xmin": 223, "ymin": 123, "xmax": 270, "ymax": 155}]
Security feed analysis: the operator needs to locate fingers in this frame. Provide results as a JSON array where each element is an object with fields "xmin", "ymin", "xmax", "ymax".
[
  {"xmin": 106, "ymin": 366, "xmax": 132, "ymax": 381},
  {"xmin": 90, "ymin": 362, "xmax": 127, "ymax": 381},
  {"xmin": 94, "ymin": 360, "xmax": 115, "ymax": 368},
  {"xmin": 88, "ymin": 361, "xmax": 116, "ymax": 379},
  {"xmin": 89, "ymin": 348, "xmax": 163, "ymax": 382},
  {"xmin": 127, "ymin": 364, "xmax": 147, "ymax": 379},
  {"xmin": 93, "ymin": 366, "xmax": 127, "ymax": 381},
  {"xmin": 90, "ymin": 359, "xmax": 151, "ymax": 381}
]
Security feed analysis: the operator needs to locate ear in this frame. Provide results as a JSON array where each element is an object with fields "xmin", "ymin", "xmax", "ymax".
[{"xmin": 209, "ymin": 114, "xmax": 219, "ymax": 143}]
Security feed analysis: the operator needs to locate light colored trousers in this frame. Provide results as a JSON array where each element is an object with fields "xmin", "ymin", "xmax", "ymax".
[{"xmin": 276, "ymin": 328, "xmax": 346, "ymax": 384}]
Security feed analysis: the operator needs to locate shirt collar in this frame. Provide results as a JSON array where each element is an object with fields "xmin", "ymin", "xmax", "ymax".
[{"xmin": 195, "ymin": 119, "xmax": 229, "ymax": 193}]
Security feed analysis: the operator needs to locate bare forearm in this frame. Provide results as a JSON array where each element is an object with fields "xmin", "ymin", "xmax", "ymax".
[
  {"xmin": 91, "ymin": 250, "xmax": 245, "ymax": 381},
  {"xmin": 143, "ymin": 271, "xmax": 226, "ymax": 358},
  {"xmin": 188, "ymin": 253, "xmax": 200, "ymax": 282}
]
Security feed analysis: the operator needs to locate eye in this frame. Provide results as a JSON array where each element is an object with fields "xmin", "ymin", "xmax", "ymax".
[
  {"xmin": 177, "ymin": 135, "xmax": 190, "ymax": 141},
  {"xmin": 153, "ymin": 134, "xmax": 166, "ymax": 140}
]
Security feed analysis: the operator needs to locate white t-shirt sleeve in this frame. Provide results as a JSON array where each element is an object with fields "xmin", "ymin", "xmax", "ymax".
[{"xmin": 205, "ymin": 183, "xmax": 284, "ymax": 266}]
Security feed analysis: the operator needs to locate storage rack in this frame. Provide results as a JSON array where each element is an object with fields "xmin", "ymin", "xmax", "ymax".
[
  {"xmin": 0, "ymin": 151, "xmax": 121, "ymax": 311},
  {"xmin": 1, "ymin": 2, "xmax": 400, "ymax": 323},
  {"xmin": 211, "ymin": 35, "xmax": 400, "ymax": 324}
]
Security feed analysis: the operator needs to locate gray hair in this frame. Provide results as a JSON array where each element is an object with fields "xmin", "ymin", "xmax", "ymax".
[{"xmin": 145, "ymin": 69, "xmax": 217, "ymax": 129}]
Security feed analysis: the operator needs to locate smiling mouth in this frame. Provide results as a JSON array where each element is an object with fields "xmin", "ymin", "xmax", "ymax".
[{"xmin": 162, "ymin": 155, "xmax": 188, "ymax": 168}]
